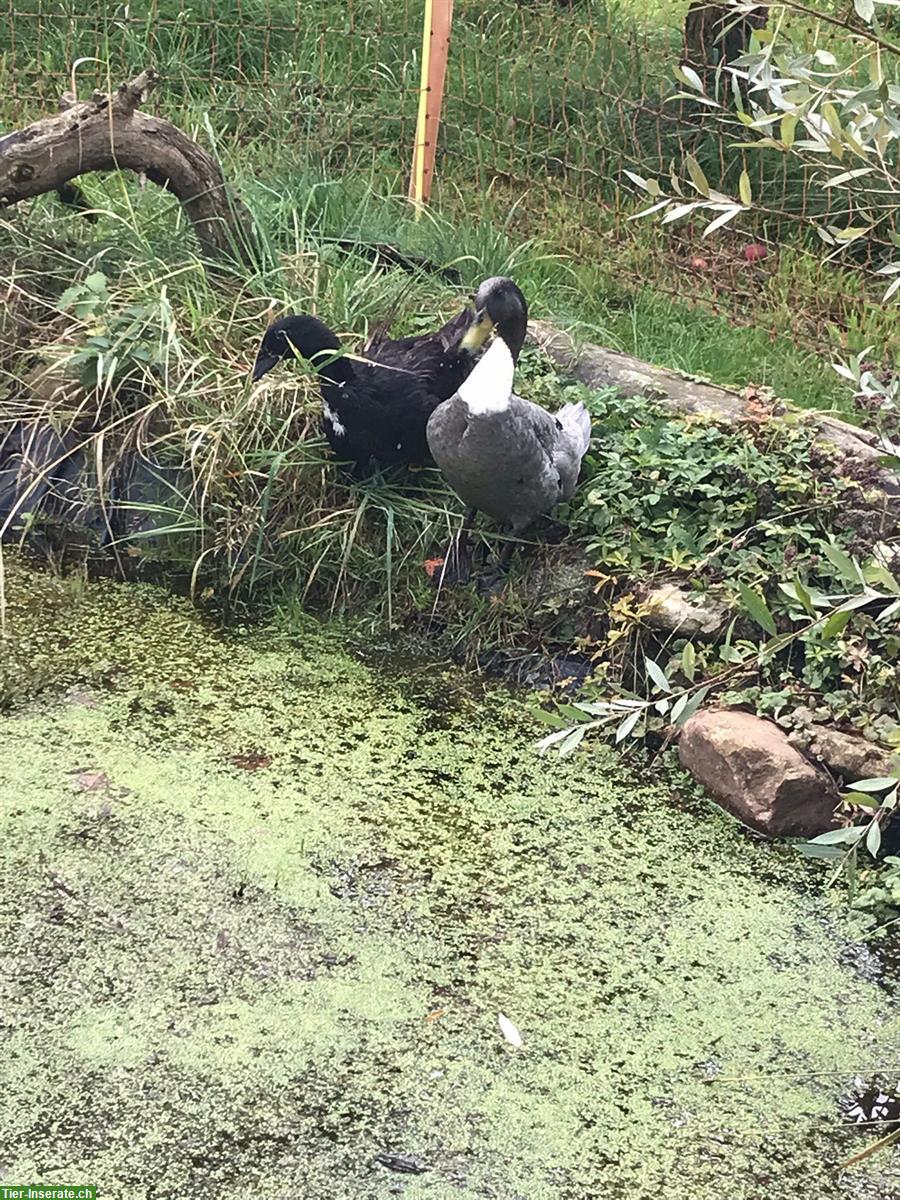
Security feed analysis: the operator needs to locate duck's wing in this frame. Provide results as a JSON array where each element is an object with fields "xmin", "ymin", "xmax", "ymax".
[
  {"xmin": 365, "ymin": 304, "xmax": 475, "ymax": 402},
  {"xmin": 507, "ymin": 395, "xmax": 591, "ymax": 504},
  {"xmin": 368, "ymin": 303, "xmax": 472, "ymax": 358},
  {"xmin": 324, "ymin": 360, "xmax": 444, "ymax": 467},
  {"xmin": 500, "ymin": 394, "xmax": 561, "ymax": 462}
]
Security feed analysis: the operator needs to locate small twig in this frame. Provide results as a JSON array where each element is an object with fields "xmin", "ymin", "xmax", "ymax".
[{"xmin": 839, "ymin": 1125, "xmax": 900, "ymax": 1170}]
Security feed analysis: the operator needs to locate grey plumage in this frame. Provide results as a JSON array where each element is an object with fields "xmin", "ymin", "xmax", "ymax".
[{"xmin": 426, "ymin": 339, "xmax": 592, "ymax": 534}]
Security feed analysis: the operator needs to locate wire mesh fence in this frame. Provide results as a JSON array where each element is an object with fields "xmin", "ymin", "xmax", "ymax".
[{"xmin": 0, "ymin": 0, "xmax": 895, "ymax": 352}]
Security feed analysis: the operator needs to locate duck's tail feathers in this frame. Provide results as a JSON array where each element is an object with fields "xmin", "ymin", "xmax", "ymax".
[{"xmin": 557, "ymin": 402, "xmax": 592, "ymax": 459}]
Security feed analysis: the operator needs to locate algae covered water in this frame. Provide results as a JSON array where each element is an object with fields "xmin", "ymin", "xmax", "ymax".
[{"xmin": 1, "ymin": 562, "xmax": 899, "ymax": 1198}]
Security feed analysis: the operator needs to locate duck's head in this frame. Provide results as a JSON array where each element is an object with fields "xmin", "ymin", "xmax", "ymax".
[
  {"xmin": 251, "ymin": 314, "xmax": 342, "ymax": 382},
  {"xmin": 460, "ymin": 277, "xmax": 528, "ymax": 362}
]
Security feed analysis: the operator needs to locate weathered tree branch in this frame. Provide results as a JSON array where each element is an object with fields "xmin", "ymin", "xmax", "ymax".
[{"xmin": 0, "ymin": 69, "xmax": 252, "ymax": 259}]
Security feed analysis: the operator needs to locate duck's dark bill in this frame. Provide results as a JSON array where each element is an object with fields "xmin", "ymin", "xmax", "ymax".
[{"xmin": 251, "ymin": 351, "xmax": 279, "ymax": 382}]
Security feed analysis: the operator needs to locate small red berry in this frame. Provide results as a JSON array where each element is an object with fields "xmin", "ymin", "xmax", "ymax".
[{"xmin": 743, "ymin": 242, "xmax": 768, "ymax": 263}]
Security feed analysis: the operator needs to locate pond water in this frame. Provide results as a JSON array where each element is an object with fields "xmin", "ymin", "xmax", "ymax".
[{"xmin": 1, "ymin": 561, "xmax": 899, "ymax": 1198}]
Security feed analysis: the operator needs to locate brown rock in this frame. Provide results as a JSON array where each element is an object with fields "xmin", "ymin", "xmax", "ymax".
[
  {"xmin": 797, "ymin": 724, "xmax": 898, "ymax": 784},
  {"xmin": 679, "ymin": 709, "xmax": 839, "ymax": 837}
]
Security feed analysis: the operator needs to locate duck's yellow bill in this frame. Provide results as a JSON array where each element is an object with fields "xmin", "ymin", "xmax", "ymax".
[{"xmin": 460, "ymin": 315, "xmax": 495, "ymax": 352}]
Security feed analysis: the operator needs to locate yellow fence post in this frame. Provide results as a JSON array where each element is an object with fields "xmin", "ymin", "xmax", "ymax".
[{"xmin": 409, "ymin": 0, "xmax": 454, "ymax": 214}]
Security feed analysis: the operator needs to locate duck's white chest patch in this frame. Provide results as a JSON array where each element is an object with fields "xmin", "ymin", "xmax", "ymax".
[
  {"xmin": 323, "ymin": 401, "xmax": 347, "ymax": 439},
  {"xmin": 457, "ymin": 337, "xmax": 514, "ymax": 416}
]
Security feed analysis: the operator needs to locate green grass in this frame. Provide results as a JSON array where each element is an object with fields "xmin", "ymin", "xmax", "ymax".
[
  {"xmin": 1, "ymin": 0, "xmax": 895, "ymax": 376},
  {"xmin": 0, "ymin": 0, "xmax": 894, "ymax": 635}
]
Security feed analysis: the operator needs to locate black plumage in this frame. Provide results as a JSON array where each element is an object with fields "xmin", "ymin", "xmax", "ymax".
[{"xmin": 249, "ymin": 277, "xmax": 527, "ymax": 475}]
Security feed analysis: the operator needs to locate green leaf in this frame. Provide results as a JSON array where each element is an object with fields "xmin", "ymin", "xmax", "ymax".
[
  {"xmin": 685, "ymin": 154, "xmax": 710, "ymax": 197},
  {"xmin": 823, "ymin": 543, "xmax": 861, "ymax": 584},
  {"xmin": 779, "ymin": 580, "xmax": 815, "ymax": 616},
  {"xmin": 780, "ymin": 113, "xmax": 799, "ymax": 148},
  {"xmin": 823, "ymin": 167, "xmax": 875, "ymax": 189},
  {"xmin": 528, "ymin": 707, "xmax": 570, "ymax": 729},
  {"xmin": 675, "ymin": 64, "xmax": 705, "ymax": 94},
  {"xmin": 558, "ymin": 727, "xmax": 586, "ymax": 757},
  {"xmin": 866, "ymin": 821, "xmax": 882, "ymax": 858},
  {"xmin": 734, "ymin": 137, "xmax": 784, "ymax": 151},
  {"xmin": 738, "ymin": 169, "xmax": 752, "ymax": 206},
  {"xmin": 671, "ymin": 685, "xmax": 709, "ymax": 726},
  {"xmin": 851, "ymin": 776, "xmax": 900, "ymax": 793},
  {"xmin": 738, "ymin": 583, "xmax": 777, "ymax": 635},
  {"xmin": 84, "ymin": 271, "xmax": 108, "ymax": 294},
  {"xmin": 843, "ymin": 128, "xmax": 869, "ymax": 160},
  {"xmin": 629, "ymin": 199, "xmax": 673, "ymax": 222},
  {"xmin": 644, "ymin": 657, "xmax": 672, "ymax": 694},
  {"xmin": 843, "ymin": 791, "xmax": 879, "ymax": 809},
  {"xmin": 573, "ymin": 701, "xmax": 612, "ymax": 717},
  {"xmin": 809, "ymin": 826, "xmax": 865, "ymax": 845},
  {"xmin": 854, "ymin": 0, "xmax": 875, "ymax": 23},
  {"xmin": 835, "ymin": 226, "xmax": 871, "ymax": 242},
  {"xmin": 864, "ymin": 564, "xmax": 900, "ymax": 593},
  {"xmin": 720, "ymin": 645, "xmax": 746, "ymax": 664},
  {"xmin": 702, "ymin": 205, "xmax": 743, "ymax": 237},
  {"xmin": 536, "ymin": 727, "xmax": 577, "ymax": 753},
  {"xmin": 838, "ymin": 593, "xmax": 882, "ymax": 618},
  {"xmin": 557, "ymin": 702, "xmax": 591, "ymax": 722},
  {"xmin": 796, "ymin": 842, "xmax": 846, "ymax": 860},
  {"xmin": 681, "ymin": 642, "xmax": 696, "ymax": 683},
  {"xmin": 623, "ymin": 170, "xmax": 650, "ymax": 192},
  {"xmin": 615, "ymin": 709, "xmax": 642, "ymax": 743},
  {"xmin": 662, "ymin": 201, "xmax": 701, "ymax": 225},
  {"xmin": 822, "ymin": 102, "xmax": 842, "ymax": 140},
  {"xmin": 793, "ymin": 578, "xmax": 815, "ymax": 617},
  {"xmin": 58, "ymin": 284, "xmax": 85, "ymax": 311}
]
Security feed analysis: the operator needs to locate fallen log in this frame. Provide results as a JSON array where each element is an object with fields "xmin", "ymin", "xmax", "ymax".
[
  {"xmin": 528, "ymin": 318, "xmax": 900, "ymax": 499},
  {"xmin": 0, "ymin": 69, "xmax": 252, "ymax": 259}
]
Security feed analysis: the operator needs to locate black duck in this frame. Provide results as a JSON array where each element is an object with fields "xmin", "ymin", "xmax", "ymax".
[{"xmin": 249, "ymin": 277, "xmax": 529, "ymax": 476}]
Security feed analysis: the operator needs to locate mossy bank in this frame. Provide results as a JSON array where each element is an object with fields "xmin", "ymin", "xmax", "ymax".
[{"xmin": 2, "ymin": 558, "xmax": 899, "ymax": 1198}]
